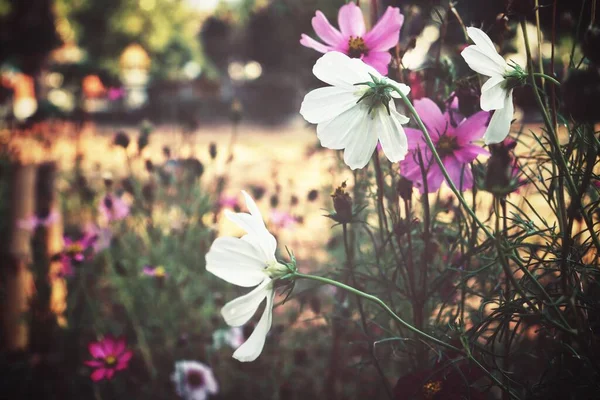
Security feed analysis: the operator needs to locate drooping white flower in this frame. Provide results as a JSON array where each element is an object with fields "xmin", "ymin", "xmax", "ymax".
[
  {"xmin": 171, "ymin": 361, "xmax": 218, "ymax": 400},
  {"xmin": 461, "ymin": 27, "xmax": 519, "ymax": 144},
  {"xmin": 206, "ymin": 190, "xmax": 288, "ymax": 362},
  {"xmin": 300, "ymin": 51, "xmax": 411, "ymax": 170}
]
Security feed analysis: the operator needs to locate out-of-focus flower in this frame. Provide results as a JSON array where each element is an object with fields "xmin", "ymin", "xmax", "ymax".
[
  {"xmin": 407, "ymin": 70, "xmax": 426, "ymax": 100},
  {"xmin": 483, "ymin": 139, "xmax": 525, "ymax": 196},
  {"xmin": 206, "ymin": 191, "xmax": 289, "ymax": 362},
  {"xmin": 212, "ymin": 326, "xmax": 245, "ymax": 350},
  {"xmin": 300, "ymin": 52, "xmax": 411, "ymax": 170},
  {"xmin": 113, "ymin": 131, "xmax": 130, "ymax": 149},
  {"xmin": 143, "ymin": 265, "xmax": 168, "ymax": 278},
  {"xmin": 84, "ymin": 223, "xmax": 112, "ymax": 253},
  {"xmin": 400, "ymin": 97, "xmax": 490, "ymax": 193},
  {"xmin": 16, "ymin": 210, "xmax": 60, "ymax": 231},
  {"xmin": 107, "ymin": 87, "xmax": 125, "ymax": 101},
  {"xmin": 99, "ymin": 194, "xmax": 130, "ymax": 222},
  {"xmin": 217, "ymin": 195, "xmax": 240, "ymax": 212},
  {"xmin": 461, "ymin": 27, "xmax": 524, "ymax": 144},
  {"xmin": 60, "ymin": 233, "xmax": 97, "ymax": 276},
  {"xmin": 269, "ymin": 209, "xmax": 298, "ymax": 230},
  {"xmin": 300, "ymin": 2, "xmax": 404, "ymax": 75},
  {"xmin": 171, "ymin": 361, "xmax": 219, "ymax": 400},
  {"xmin": 85, "ymin": 336, "xmax": 133, "ymax": 381}
]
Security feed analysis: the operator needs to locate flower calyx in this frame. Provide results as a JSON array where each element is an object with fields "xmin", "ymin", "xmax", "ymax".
[
  {"xmin": 503, "ymin": 62, "xmax": 527, "ymax": 90},
  {"xmin": 355, "ymin": 73, "xmax": 396, "ymax": 115}
]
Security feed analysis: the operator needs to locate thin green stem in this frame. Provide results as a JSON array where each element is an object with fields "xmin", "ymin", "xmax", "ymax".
[{"xmin": 531, "ymin": 73, "xmax": 560, "ymax": 86}]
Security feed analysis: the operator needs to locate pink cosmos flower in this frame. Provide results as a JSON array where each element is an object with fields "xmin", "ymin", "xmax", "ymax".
[
  {"xmin": 400, "ymin": 97, "xmax": 490, "ymax": 193},
  {"xmin": 17, "ymin": 210, "xmax": 60, "ymax": 231},
  {"xmin": 269, "ymin": 209, "xmax": 297, "ymax": 230},
  {"xmin": 85, "ymin": 336, "xmax": 133, "ymax": 381},
  {"xmin": 60, "ymin": 234, "xmax": 97, "ymax": 277},
  {"xmin": 99, "ymin": 194, "xmax": 130, "ymax": 222},
  {"xmin": 300, "ymin": 2, "xmax": 404, "ymax": 75}
]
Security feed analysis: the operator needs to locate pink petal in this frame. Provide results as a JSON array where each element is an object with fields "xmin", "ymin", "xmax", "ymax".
[
  {"xmin": 413, "ymin": 98, "xmax": 447, "ymax": 139},
  {"xmin": 404, "ymin": 127, "xmax": 426, "ymax": 150},
  {"xmin": 312, "ymin": 11, "xmax": 344, "ymax": 46},
  {"xmin": 90, "ymin": 368, "xmax": 107, "ymax": 381},
  {"xmin": 102, "ymin": 337, "xmax": 116, "ymax": 355},
  {"xmin": 338, "ymin": 2, "xmax": 365, "ymax": 37},
  {"xmin": 363, "ymin": 6, "xmax": 404, "ymax": 51},
  {"xmin": 445, "ymin": 156, "xmax": 473, "ymax": 191},
  {"xmin": 117, "ymin": 350, "xmax": 133, "ymax": 365},
  {"xmin": 300, "ymin": 34, "xmax": 331, "ymax": 53},
  {"xmin": 454, "ymin": 144, "xmax": 490, "ymax": 163},
  {"xmin": 454, "ymin": 110, "xmax": 491, "ymax": 145},
  {"xmin": 88, "ymin": 342, "xmax": 106, "ymax": 359},
  {"xmin": 105, "ymin": 369, "xmax": 115, "ymax": 380},
  {"xmin": 84, "ymin": 360, "xmax": 104, "ymax": 367},
  {"xmin": 361, "ymin": 51, "xmax": 392, "ymax": 75},
  {"xmin": 74, "ymin": 254, "xmax": 84, "ymax": 262},
  {"xmin": 425, "ymin": 165, "xmax": 445, "ymax": 193}
]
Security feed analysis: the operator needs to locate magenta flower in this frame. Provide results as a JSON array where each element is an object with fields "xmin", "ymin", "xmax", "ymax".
[
  {"xmin": 217, "ymin": 195, "xmax": 240, "ymax": 211},
  {"xmin": 400, "ymin": 98, "xmax": 490, "ymax": 193},
  {"xmin": 85, "ymin": 336, "xmax": 133, "ymax": 381},
  {"xmin": 99, "ymin": 194, "xmax": 130, "ymax": 222},
  {"xmin": 142, "ymin": 265, "xmax": 168, "ymax": 278},
  {"xmin": 300, "ymin": 2, "xmax": 404, "ymax": 75},
  {"xmin": 17, "ymin": 210, "xmax": 60, "ymax": 231},
  {"xmin": 60, "ymin": 234, "xmax": 97, "ymax": 277}
]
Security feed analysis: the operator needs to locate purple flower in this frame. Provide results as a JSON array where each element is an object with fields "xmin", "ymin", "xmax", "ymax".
[
  {"xmin": 83, "ymin": 223, "xmax": 112, "ymax": 253},
  {"xmin": 99, "ymin": 194, "xmax": 130, "ymax": 222},
  {"xmin": 142, "ymin": 265, "xmax": 168, "ymax": 278},
  {"xmin": 16, "ymin": 210, "xmax": 60, "ymax": 231},
  {"xmin": 218, "ymin": 195, "xmax": 240, "ymax": 210},
  {"xmin": 400, "ymin": 98, "xmax": 490, "ymax": 193},
  {"xmin": 269, "ymin": 209, "xmax": 298, "ymax": 230},
  {"xmin": 61, "ymin": 234, "xmax": 97, "ymax": 276},
  {"xmin": 300, "ymin": 2, "xmax": 404, "ymax": 75},
  {"xmin": 85, "ymin": 336, "xmax": 133, "ymax": 381}
]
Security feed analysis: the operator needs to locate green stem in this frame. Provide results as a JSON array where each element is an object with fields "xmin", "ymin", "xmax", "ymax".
[{"xmin": 531, "ymin": 73, "xmax": 560, "ymax": 86}]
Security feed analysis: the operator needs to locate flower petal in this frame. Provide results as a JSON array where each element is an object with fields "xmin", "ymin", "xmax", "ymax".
[
  {"xmin": 105, "ymin": 369, "xmax": 115, "ymax": 380},
  {"xmin": 102, "ymin": 337, "xmax": 115, "ymax": 356},
  {"xmin": 312, "ymin": 11, "xmax": 344, "ymax": 46},
  {"xmin": 466, "ymin": 27, "xmax": 507, "ymax": 69},
  {"xmin": 445, "ymin": 156, "xmax": 474, "ymax": 191},
  {"xmin": 424, "ymin": 165, "xmax": 445, "ymax": 193},
  {"xmin": 90, "ymin": 368, "xmax": 107, "ymax": 381},
  {"xmin": 88, "ymin": 342, "xmax": 105, "ymax": 359},
  {"xmin": 363, "ymin": 6, "xmax": 404, "ymax": 51},
  {"xmin": 113, "ymin": 337, "xmax": 126, "ymax": 356},
  {"xmin": 361, "ymin": 51, "xmax": 392, "ymax": 75},
  {"xmin": 484, "ymin": 90, "xmax": 514, "ymax": 144},
  {"xmin": 300, "ymin": 34, "xmax": 331, "ymax": 53},
  {"xmin": 232, "ymin": 289, "xmax": 275, "ymax": 362},
  {"xmin": 312, "ymin": 51, "xmax": 380, "ymax": 88},
  {"xmin": 300, "ymin": 86, "xmax": 358, "ymax": 124},
  {"xmin": 316, "ymin": 105, "xmax": 364, "ymax": 149},
  {"xmin": 454, "ymin": 111, "xmax": 491, "ymax": 145},
  {"xmin": 404, "ymin": 127, "xmax": 426, "ymax": 150},
  {"xmin": 84, "ymin": 360, "xmax": 104, "ymax": 368},
  {"xmin": 206, "ymin": 237, "xmax": 268, "ymax": 287},
  {"xmin": 376, "ymin": 108, "xmax": 409, "ymax": 163},
  {"xmin": 117, "ymin": 350, "xmax": 133, "ymax": 366},
  {"xmin": 461, "ymin": 46, "xmax": 506, "ymax": 77},
  {"xmin": 480, "ymin": 75, "xmax": 507, "ymax": 111},
  {"xmin": 342, "ymin": 108, "xmax": 379, "ymax": 169},
  {"xmin": 454, "ymin": 144, "xmax": 490, "ymax": 164},
  {"xmin": 414, "ymin": 98, "xmax": 447, "ymax": 138},
  {"xmin": 338, "ymin": 2, "xmax": 365, "ymax": 37},
  {"xmin": 221, "ymin": 279, "xmax": 271, "ymax": 327}
]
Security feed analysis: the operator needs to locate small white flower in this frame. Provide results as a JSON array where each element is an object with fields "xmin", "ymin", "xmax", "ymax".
[
  {"xmin": 212, "ymin": 326, "xmax": 245, "ymax": 350},
  {"xmin": 171, "ymin": 361, "xmax": 218, "ymax": 400},
  {"xmin": 206, "ymin": 190, "xmax": 287, "ymax": 362},
  {"xmin": 300, "ymin": 51, "xmax": 411, "ymax": 170},
  {"xmin": 461, "ymin": 27, "xmax": 519, "ymax": 144}
]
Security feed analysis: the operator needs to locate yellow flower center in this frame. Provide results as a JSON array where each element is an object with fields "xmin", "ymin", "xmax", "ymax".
[
  {"xmin": 67, "ymin": 243, "xmax": 84, "ymax": 253},
  {"xmin": 422, "ymin": 380, "xmax": 443, "ymax": 399},
  {"xmin": 105, "ymin": 355, "xmax": 116, "ymax": 365},
  {"xmin": 436, "ymin": 135, "xmax": 458, "ymax": 158},
  {"xmin": 153, "ymin": 266, "xmax": 166, "ymax": 277},
  {"xmin": 348, "ymin": 36, "xmax": 368, "ymax": 58}
]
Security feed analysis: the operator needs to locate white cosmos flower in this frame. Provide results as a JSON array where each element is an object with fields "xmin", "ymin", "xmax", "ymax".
[
  {"xmin": 171, "ymin": 360, "xmax": 218, "ymax": 400},
  {"xmin": 461, "ymin": 27, "xmax": 518, "ymax": 144},
  {"xmin": 300, "ymin": 51, "xmax": 411, "ymax": 170},
  {"xmin": 206, "ymin": 190, "xmax": 287, "ymax": 362}
]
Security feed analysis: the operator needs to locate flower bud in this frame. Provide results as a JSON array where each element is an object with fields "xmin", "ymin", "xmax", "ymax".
[
  {"xmin": 114, "ymin": 131, "xmax": 130, "ymax": 149},
  {"xmin": 137, "ymin": 132, "xmax": 149, "ymax": 154},
  {"xmin": 331, "ymin": 182, "xmax": 353, "ymax": 224},
  {"xmin": 290, "ymin": 195, "xmax": 299, "ymax": 207},
  {"xmin": 250, "ymin": 185, "xmax": 266, "ymax": 201},
  {"xmin": 209, "ymin": 142, "xmax": 217, "ymax": 160},
  {"xmin": 307, "ymin": 189, "xmax": 319, "ymax": 202},
  {"xmin": 396, "ymin": 177, "xmax": 413, "ymax": 201}
]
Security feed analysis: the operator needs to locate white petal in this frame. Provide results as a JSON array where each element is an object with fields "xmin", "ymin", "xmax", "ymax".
[
  {"xmin": 206, "ymin": 237, "xmax": 267, "ymax": 287},
  {"xmin": 188, "ymin": 390, "xmax": 208, "ymax": 400},
  {"xmin": 224, "ymin": 210, "xmax": 277, "ymax": 262},
  {"xmin": 300, "ymin": 86, "xmax": 359, "ymax": 124},
  {"xmin": 316, "ymin": 105, "xmax": 365, "ymax": 149},
  {"xmin": 461, "ymin": 46, "xmax": 506, "ymax": 77},
  {"xmin": 343, "ymin": 108, "xmax": 379, "ymax": 169},
  {"xmin": 466, "ymin": 27, "xmax": 508, "ymax": 69},
  {"xmin": 312, "ymin": 51, "xmax": 380, "ymax": 88},
  {"xmin": 232, "ymin": 289, "xmax": 275, "ymax": 362},
  {"xmin": 480, "ymin": 75, "xmax": 508, "ymax": 111},
  {"xmin": 484, "ymin": 90, "xmax": 514, "ymax": 144},
  {"xmin": 376, "ymin": 108, "xmax": 409, "ymax": 162},
  {"xmin": 221, "ymin": 278, "xmax": 271, "ymax": 327},
  {"xmin": 388, "ymin": 80, "xmax": 411, "ymax": 99}
]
